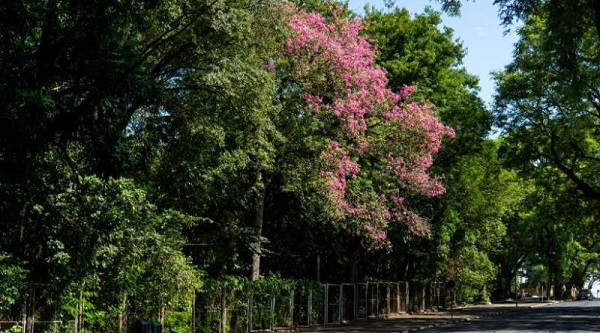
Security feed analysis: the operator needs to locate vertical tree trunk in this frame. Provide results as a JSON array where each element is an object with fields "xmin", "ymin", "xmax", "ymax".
[
  {"xmin": 25, "ymin": 284, "xmax": 34, "ymax": 333},
  {"xmin": 77, "ymin": 287, "xmax": 84, "ymax": 333},
  {"xmin": 349, "ymin": 241, "xmax": 361, "ymax": 283},
  {"xmin": 316, "ymin": 254, "xmax": 321, "ymax": 282},
  {"xmin": 503, "ymin": 271, "xmax": 512, "ymax": 300},
  {"xmin": 118, "ymin": 292, "xmax": 127, "ymax": 333},
  {"xmin": 158, "ymin": 297, "xmax": 165, "ymax": 329},
  {"xmin": 191, "ymin": 293, "xmax": 196, "ymax": 333},
  {"xmin": 251, "ymin": 173, "xmax": 266, "ymax": 281},
  {"xmin": 220, "ymin": 287, "xmax": 227, "ymax": 333}
]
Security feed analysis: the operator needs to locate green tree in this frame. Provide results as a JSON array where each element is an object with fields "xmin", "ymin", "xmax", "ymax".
[
  {"xmin": 361, "ymin": 5, "xmax": 499, "ymax": 290},
  {"xmin": 494, "ymin": 13, "xmax": 600, "ymax": 201},
  {"xmin": 47, "ymin": 177, "xmax": 200, "ymax": 330},
  {"xmin": 494, "ymin": 8, "xmax": 600, "ymax": 291},
  {"xmin": 151, "ymin": 0, "xmax": 289, "ymax": 280},
  {"xmin": 0, "ymin": 253, "xmax": 26, "ymax": 318},
  {"xmin": 509, "ymin": 168, "xmax": 600, "ymax": 295},
  {"xmin": 364, "ymin": 6, "xmax": 491, "ymax": 153},
  {"xmin": 439, "ymin": 140, "xmax": 533, "ymax": 300},
  {"xmin": 0, "ymin": 0, "xmax": 289, "ymax": 324}
]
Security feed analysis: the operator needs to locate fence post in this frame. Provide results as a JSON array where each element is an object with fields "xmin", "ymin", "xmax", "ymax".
[
  {"xmin": 248, "ymin": 294, "xmax": 253, "ymax": 333},
  {"xmin": 271, "ymin": 293, "xmax": 276, "ymax": 331},
  {"xmin": 406, "ymin": 282, "xmax": 410, "ymax": 313},
  {"xmin": 429, "ymin": 283, "xmax": 433, "ymax": 310},
  {"xmin": 353, "ymin": 283, "xmax": 357, "ymax": 321},
  {"xmin": 308, "ymin": 287, "xmax": 312, "ymax": 327},
  {"xmin": 421, "ymin": 284, "xmax": 425, "ymax": 312},
  {"xmin": 338, "ymin": 285, "xmax": 342, "ymax": 324},
  {"xmin": 386, "ymin": 283, "xmax": 390, "ymax": 317},
  {"xmin": 191, "ymin": 293, "xmax": 196, "ymax": 333},
  {"xmin": 364, "ymin": 283, "xmax": 368, "ymax": 318},
  {"xmin": 220, "ymin": 286, "xmax": 226, "ymax": 333},
  {"xmin": 289, "ymin": 287, "xmax": 294, "ymax": 330},
  {"xmin": 25, "ymin": 284, "xmax": 34, "ymax": 333},
  {"xmin": 376, "ymin": 283, "xmax": 379, "ymax": 319},
  {"xmin": 323, "ymin": 284, "xmax": 328, "ymax": 325},
  {"xmin": 393, "ymin": 283, "xmax": 397, "ymax": 314}
]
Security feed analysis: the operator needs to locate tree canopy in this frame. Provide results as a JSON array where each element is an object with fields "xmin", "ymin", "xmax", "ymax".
[
  {"xmin": 3, "ymin": 0, "xmax": 600, "ymax": 330},
  {"xmin": 493, "ymin": 0, "xmax": 600, "ymax": 294}
]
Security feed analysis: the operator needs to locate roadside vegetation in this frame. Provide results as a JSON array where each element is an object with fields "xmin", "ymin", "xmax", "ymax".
[{"xmin": 1, "ymin": 0, "xmax": 600, "ymax": 332}]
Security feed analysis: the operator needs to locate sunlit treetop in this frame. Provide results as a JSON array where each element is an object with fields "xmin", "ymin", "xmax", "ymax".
[{"xmin": 283, "ymin": 6, "xmax": 455, "ymax": 249}]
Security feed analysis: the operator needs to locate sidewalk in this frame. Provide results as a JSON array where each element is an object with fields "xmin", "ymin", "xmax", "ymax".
[{"xmin": 297, "ymin": 299, "xmax": 558, "ymax": 333}]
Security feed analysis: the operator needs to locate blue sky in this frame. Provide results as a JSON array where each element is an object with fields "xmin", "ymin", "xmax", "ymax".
[{"xmin": 347, "ymin": 0, "xmax": 520, "ymax": 106}]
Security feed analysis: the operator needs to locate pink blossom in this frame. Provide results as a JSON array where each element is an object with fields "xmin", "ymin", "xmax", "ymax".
[{"xmin": 284, "ymin": 6, "xmax": 454, "ymax": 250}]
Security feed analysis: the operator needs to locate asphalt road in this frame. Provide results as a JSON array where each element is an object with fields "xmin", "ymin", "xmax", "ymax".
[{"xmin": 422, "ymin": 300, "xmax": 600, "ymax": 333}]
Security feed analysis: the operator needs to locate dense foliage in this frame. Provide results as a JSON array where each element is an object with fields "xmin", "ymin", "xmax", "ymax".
[
  {"xmin": 0, "ymin": 0, "xmax": 457, "ymax": 327},
  {"xmin": 493, "ymin": 4, "xmax": 600, "ymax": 294},
  {"xmin": 3, "ymin": 0, "xmax": 600, "ymax": 331}
]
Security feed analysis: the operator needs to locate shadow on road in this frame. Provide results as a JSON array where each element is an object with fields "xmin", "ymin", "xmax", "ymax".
[{"xmin": 427, "ymin": 304, "xmax": 600, "ymax": 332}]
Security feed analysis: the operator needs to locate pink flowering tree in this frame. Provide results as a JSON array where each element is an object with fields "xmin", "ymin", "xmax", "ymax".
[{"xmin": 280, "ymin": 7, "xmax": 455, "ymax": 250}]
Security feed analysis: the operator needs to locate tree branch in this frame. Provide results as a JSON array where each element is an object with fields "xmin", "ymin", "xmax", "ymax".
[{"xmin": 544, "ymin": 131, "xmax": 600, "ymax": 200}]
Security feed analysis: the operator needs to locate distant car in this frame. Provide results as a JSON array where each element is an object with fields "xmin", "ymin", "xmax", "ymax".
[{"xmin": 577, "ymin": 289, "xmax": 593, "ymax": 301}]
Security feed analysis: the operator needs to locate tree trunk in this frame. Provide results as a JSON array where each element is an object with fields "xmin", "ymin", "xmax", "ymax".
[
  {"xmin": 349, "ymin": 241, "xmax": 361, "ymax": 283},
  {"xmin": 25, "ymin": 284, "xmax": 34, "ymax": 333},
  {"xmin": 502, "ymin": 267, "xmax": 513, "ymax": 300},
  {"xmin": 251, "ymin": 173, "xmax": 266, "ymax": 281},
  {"xmin": 118, "ymin": 293, "xmax": 127, "ymax": 333},
  {"xmin": 77, "ymin": 286, "xmax": 84, "ymax": 333},
  {"xmin": 158, "ymin": 297, "xmax": 165, "ymax": 329},
  {"xmin": 220, "ymin": 287, "xmax": 227, "ymax": 333}
]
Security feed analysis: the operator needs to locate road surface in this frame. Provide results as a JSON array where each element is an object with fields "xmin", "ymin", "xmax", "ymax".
[{"xmin": 423, "ymin": 300, "xmax": 600, "ymax": 333}]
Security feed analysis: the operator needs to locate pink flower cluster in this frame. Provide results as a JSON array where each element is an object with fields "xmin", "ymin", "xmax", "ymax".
[
  {"xmin": 287, "ymin": 10, "xmax": 387, "ymax": 138},
  {"xmin": 321, "ymin": 141, "xmax": 359, "ymax": 209},
  {"xmin": 285, "ymin": 7, "xmax": 454, "ymax": 250}
]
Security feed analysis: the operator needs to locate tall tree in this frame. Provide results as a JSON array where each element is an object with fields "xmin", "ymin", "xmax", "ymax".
[
  {"xmin": 280, "ymin": 6, "xmax": 455, "ymax": 252},
  {"xmin": 0, "ymin": 0, "xmax": 289, "ymax": 319},
  {"xmin": 494, "ymin": 13, "xmax": 600, "ymax": 201},
  {"xmin": 151, "ymin": 0, "xmax": 288, "ymax": 280},
  {"xmin": 255, "ymin": 4, "xmax": 457, "ymax": 282},
  {"xmin": 494, "ymin": 6, "xmax": 600, "ymax": 296},
  {"xmin": 365, "ymin": 6, "xmax": 491, "ymax": 153},
  {"xmin": 362, "ymin": 5, "xmax": 498, "ymax": 288}
]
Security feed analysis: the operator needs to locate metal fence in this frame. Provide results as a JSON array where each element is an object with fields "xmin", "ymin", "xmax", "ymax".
[
  {"xmin": 3, "ymin": 281, "xmax": 443, "ymax": 333},
  {"xmin": 195, "ymin": 281, "xmax": 423, "ymax": 333},
  {"xmin": 409, "ymin": 282, "xmax": 445, "ymax": 313}
]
